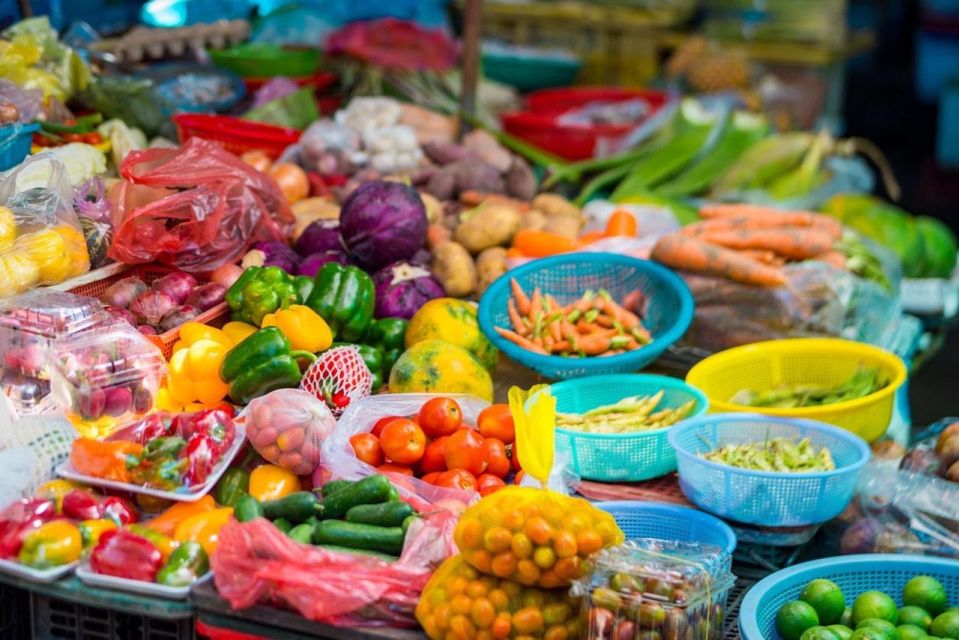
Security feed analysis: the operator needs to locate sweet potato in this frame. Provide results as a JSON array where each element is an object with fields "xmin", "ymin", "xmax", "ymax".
[
  {"xmin": 454, "ymin": 160, "xmax": 505, "ymax": 194},
  {"xmin": 476, "ymin": 247, "xmax": 508, "ymax": 293},
  {"xmin": 425, "ymin": 167, "xmax": 458, "ymax": 200},
  {"xmin": 462, "ymin": 129, "xmax": 512, "ymax": 173},
  {"xmin": 505, "ymin": 156, "xmax": 536, "ymax": 200},
  {"xmin": 422, "ymin": 140, "xmax": 474, "ymax": 165},
  {"xmin": 432, "ymin": 241, "xmax": 477, "ymax": 297},
  {"xmin": 454, "ymin": 204, "xmax": 521, "ymax": 253}
]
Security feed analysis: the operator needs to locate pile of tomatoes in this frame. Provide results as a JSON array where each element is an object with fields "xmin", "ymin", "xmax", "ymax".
[{"xmin": 348, "ymin": 398, "xmax": 522, "ymax": 496}]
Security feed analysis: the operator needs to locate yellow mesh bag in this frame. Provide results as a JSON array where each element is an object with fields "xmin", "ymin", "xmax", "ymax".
[{"xmin": 416, "ymin": 554, "xmax": 582, "ymax": 640}]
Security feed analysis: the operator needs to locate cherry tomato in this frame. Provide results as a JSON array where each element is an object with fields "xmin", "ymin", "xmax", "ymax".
[
  {"xmin": 483, "ymin": 439, "xmax": 511, "ymax": 478},
  {"xmin": 422, "ymin": 472, "xmax": 441, "ymax": 484},
  {"xmin": 371, "ymin": 415, "xmax": 404, "ymax": 438},
  {"xmin": 477, "ymin": 474, "xmax": 506, "ymax": 496},
  {"xmin": 378, "ymin": 463, "xmax": 414, "ymax": 476},
  {"xmin": 350, "ymin": 433, "xmax": 384, "ymax": 467},
  {"xmin": 379, "ymin": 418, "xmax": 426, "ymax": 464},
  {"xmin": 418, "ymin": 398, "xmax": 463, "ymax": 438},
  {"xmin": 478, "ymin": 404, "xmax": 515, "ymax": 444},
  {"xmin": 419, "ymin": 436, "xmax": 449, "ymax": 475},
  {"xmin": 510, "ymin": 442, "xmax": 523, "ymax": 472},
  {"xmin": 444, "ymin": 429, "xmax": 487, "ymax": 476},
  {"xmin": 514, "ymin": 470, "xmax": 526, "ymax": 485},
  {"xmin": 435, "ymin": 469, "xmax": 477, "ymax": 491}
]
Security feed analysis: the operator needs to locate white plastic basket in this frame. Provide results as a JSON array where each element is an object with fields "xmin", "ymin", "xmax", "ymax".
[{"xmin": 0, "ymin": 394, "xmax": 77, "ymax": 504}]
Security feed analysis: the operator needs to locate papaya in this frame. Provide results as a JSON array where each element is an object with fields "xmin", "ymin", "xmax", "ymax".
[
  {"xmin": 405, "ymin": 298, "xmax": 498, "ymax": 371},
  {"xmin": 917, "ymin": 216, "xmax": 958, "ymax": 278},
  {"xmin": 389, "ymin": 339, "xmax": 493, "ymax": 402}
]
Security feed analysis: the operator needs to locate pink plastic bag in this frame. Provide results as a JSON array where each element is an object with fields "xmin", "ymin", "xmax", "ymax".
[
  {"xmin": 211, "ymin": 504, "xmax": 459, "ymax": 625},
  {"xmin": 107, "ymin": 138, "xmax": 294, "ymax": 272}
]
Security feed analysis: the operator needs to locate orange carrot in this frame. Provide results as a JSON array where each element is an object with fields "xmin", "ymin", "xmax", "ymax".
[
  {"xmin": 512, "ymin": 230, "xmax": 578, "ymax": 257},
  {"xmin": 812, "ymin": 250, "xmax": 848, "ymax": 269},
  {"xmin": 495, "ymin": 327, "xmax": 547, "ymax": 354},
  {"xmin": 578, "ymin": 230, "xmax": 604, "ymax": 245},
  {"xmin": 510, "ymin": 278, "xmax": 531, "ymax": 315},
  {"xmin": 595, "ymin": 314, "xmax": 615, "ymax": 329},
  {"xmin": 738, "ymin": 249, "xmax": 785, "ymax": 266},
  {"xmin": 604, "ymin": 209, "xmax": 638, "ymax": 237},
  {"xmin": 651, "ymin": 234, "xmax": 787, "ymax": 287},
  {"xmin": 576, "ymin": 332, "xmax": 614, "ymax": 356},
  {"xmin": 529, "ymin": 287, "xmax": 543, "ymax": 320},
  {"xmin": 697, "ymin": 228, "xmax": 834, "ymax": 260},
  {"xmin": 508, "ymin": 298, "xmax": 528, "ymax": 336},
  {"xmin": 506, "ymin": 247, "xmax": 525, "ymax": 259},
  {"xmin": 696, "ymin": 204, "xmax": 842, "ymax": 239},
  {"xmin": 599, "ymin": 293, "xmax": 641, "ymax": 329},
  {"xmin": 548, "ymin": 315, "xmax": 562, "ymax": 342}
]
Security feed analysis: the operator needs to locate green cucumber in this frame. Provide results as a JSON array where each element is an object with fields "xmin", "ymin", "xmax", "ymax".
[
  {"xmin": 320, "ymin": 475, "xmax": 392, "ymax": 519},
  {"xmin": 262, "ymin": 492, "xmax": 321, "ymax": 523},
  {"xmin": 402, "ymin": 515, "xmax": 417, "ymax": 534},
  {"xmin": 316, "ymin": 545, "xmax": 398, "ymax": 562},
  {"xmin": 312, "ymin": 520, "xmax": 405, "ymax": 555},
  {"xmin": 320, "ymin": 479, "xmax": 354, "ymax": 497},
  {"xmin": 345, "ymin": 502, "xmax": 414, "ymax": 528},
  {"xmin": 234, "ymin": 494, "xmax": 264, "ymax": 523},
  {"xmin": 287, "ymin": 523, "xmax": 315, "ymax": 544},
  {"xmin": 272, "ymin": 518, "xmax": 293, "ymax": 533}
]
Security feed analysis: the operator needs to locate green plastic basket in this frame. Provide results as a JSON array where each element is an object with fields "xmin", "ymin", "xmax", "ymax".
[
  {"xmin": 546, "ymin": 374, "xmax": 708, "ymax": 482},
  {"xmin": 482, "ymin": 52, "xmax": 581, "ymax": 91},
  {"xmin": 209, "ymin": 44, "xmax": 322, "ymax": 78}
]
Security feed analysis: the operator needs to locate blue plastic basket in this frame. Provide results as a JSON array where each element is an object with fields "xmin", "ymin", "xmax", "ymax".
[
  {"xmin": 0, "ymin": 123, "xmax": 39, "ymax": 172},
  {"xmin": 478, "ymin": 254, "xmax": 694, "ymax": 380},
  {"xmin": 739, "ymin": 554, "xmax": 959, "ymax": 640},
  {"xmin": 667, "ymin": 413, "xmax": 871, "ymax": 527},
  {"xmin": 547, "ymin": 374, "xmax": 708, "ymax": 481},
  {"xmin": 597, "ymin": 501, "xmax": 736, "ymax": 556}
]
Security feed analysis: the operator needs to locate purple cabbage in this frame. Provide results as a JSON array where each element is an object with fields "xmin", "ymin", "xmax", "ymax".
[
  {"xmin": 294, "ymin": 219, "xmax": 342, "ymax": 257},
  {"xmin": 372, "ymin": 261, "xmax": 445, "ymax": 319},
  {"xmin": 298, "ymin": 249, "xmax": 350, "ymax": 278},
  {"xmin": 242, "ymin": 241, "xmax": 301, "ymax": 273},
  {"xmin": 73, "ymin": 177, "xmax": 112, "ymax": 224},
  {"xmin": 339, "ymin": 180, "xmax": 428, "ymax": 271}
]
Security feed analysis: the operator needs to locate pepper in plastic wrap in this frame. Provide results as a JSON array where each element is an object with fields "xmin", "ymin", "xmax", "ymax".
[
  {"xmin": 90, "ymin": 529, "xmax": 163, "ymax": 582},
  {"xmin": 0, "ymin": 497, "xmax": 56, "ymax": 559},
  {"xmin": 107, "ymin": 138, "xmax": 294, "ymax": 273}
]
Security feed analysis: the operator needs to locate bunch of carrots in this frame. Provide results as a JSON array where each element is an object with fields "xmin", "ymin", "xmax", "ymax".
[
  {"xmin": 507, "ymin": 209, "xmax": 639, "ymax": 260},
  {"xmin": 650, "ymin": 204, "xmax": 845, "ymax": 287},
  {"xmin": 496, "ymin": 279, "xmax": 652, "ymax": 358}
]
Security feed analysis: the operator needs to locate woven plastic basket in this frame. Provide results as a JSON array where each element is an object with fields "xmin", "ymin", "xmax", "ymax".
[
  {"xmin": 667, "ymin": 413, "xmax": 871, "ymax": 527},
  {"xmin": 478, "ymin": 254, "xmax": 694, "ymax": 379},
  {"xmin": 597, "ymin": 500, "xmax": 736, "ymax": 555},
  {"xmin": 739, "ymin": 554, "xmax": 959, "ymax": 640},
  {"xmin": 547, "ymin": 374, "xmax": 707, "ymax": 481},
  {"xmin": 685, "ymin": 338, "xmax": 907, "ymax": 442},
  {"xmin": 0, "ymin": 123, "xmax": 39, "ymax": 171}
]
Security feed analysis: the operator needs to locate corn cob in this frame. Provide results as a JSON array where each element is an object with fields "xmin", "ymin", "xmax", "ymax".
[{"xmin": 709, "ymin": 131, "xmax": 814, "ymax": 196}]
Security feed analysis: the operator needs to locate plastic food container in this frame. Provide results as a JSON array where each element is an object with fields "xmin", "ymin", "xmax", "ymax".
[
  {"xmin": 573, "ymin": 540, "xmax": 735, "ymax": 640},
  {"xmin": 76, "ymin": 562, "xmax": 212, "ymax": 600},
  {"xmin": 0, "ymin": 290, "xmax": 108, "ymax": 412},
  {"xmin": 49, "ymin": 324, "xmax": 166, "ymax": 438},
  {"xmin": 0, "ymin": 557, "xmax": 78, "ymax": 583}
]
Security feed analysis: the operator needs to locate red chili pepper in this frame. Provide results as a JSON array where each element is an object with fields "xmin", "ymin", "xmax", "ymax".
[
  {"xmin": 90, "ymin": 530, "xmax": 162, "ymax": 582},
  {"xmin": 182, "ymin": 433, "xmax": 219, "ymax": 486},
  {"xmin": 101, "ymin": 497, "xmax": 138, "ymax": 526},
  {"xmin": 0, "ymin": 498, "xmax": 56, "ymax": 559},
  {"xmin": 178, "ymin": 409, "xmax": 235, "ymax": 452},
  {"xmin": 61, "ymin": 490, "xmax": 101, "ymax": 521}
]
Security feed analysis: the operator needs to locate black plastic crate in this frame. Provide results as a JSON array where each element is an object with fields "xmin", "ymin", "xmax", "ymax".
[
  {"xmin": 723, "ymin": 577, "xmax": 757, "ymax": 640},
  {"xmin": 32, "ymin": 593, "xmax": 194, "ymax": 640},
  {"xmin": 0, "ymin": 581, "xmax": 30, "ymax": 637}
]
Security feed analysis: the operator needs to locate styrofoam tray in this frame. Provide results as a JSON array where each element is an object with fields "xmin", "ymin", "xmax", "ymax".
[
  {"xmin": 56, "ymin": 424, "xmax": 246, "ymax": 502},
  {"xmin": 76, "ymin": 561, "xmax": 212, "ymax": 599},
  {"xmin": 0, "ymin": 557, "xmax": 77, "ymax": 583}
]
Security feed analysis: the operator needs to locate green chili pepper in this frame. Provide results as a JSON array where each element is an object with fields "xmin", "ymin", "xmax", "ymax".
[
  {"xmin": 213, "ymin": 468, "xmax": 250, "ymax": 508},
  {"xmin": 305, "ymin": 263, "xmax": 375, "ymax": 342},
  {"xmin": 156, "ymin": 541, "xmax": 209, "ymax": 587}
]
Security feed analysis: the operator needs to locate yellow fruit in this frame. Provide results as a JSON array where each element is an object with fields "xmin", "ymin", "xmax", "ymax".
[
  {"xmin": 53, "ymin": 225, "xmax": 90, "ymax": 277},
  {"xmin": 0, "ymin": 251, "xmax": 39, "ymax": 297},
  {"xmin": 406, "ymin": 298, "xmax": 499, "ymax": 371},
  {"xmin": 389, "ymin": 339, "xmax": 494, "ymax": 402},
  {"xmin": 15, "ymin": 229, "xmax": 72, "ymax": 282},
  {"xmin": 0, "ymin": 206, "xmax": 16, "ymax": 251}
]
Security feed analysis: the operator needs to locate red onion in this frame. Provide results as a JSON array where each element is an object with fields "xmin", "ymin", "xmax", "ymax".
[
  {"xmin": 137, "ymin": 325, "xmax": 157, "ymax": 336},
  {"xmin": 210, "ymin": 263, "xmax": 244, "ymax": 289},
  {"xmin": 104, "ymin": 305, "xmax": 137, "ymax": 326},
  {"xmin": 159, "ymin": 306, "xmax": 200, "ymax": 332},
  {"xmin": 103, "ymin": 277, "xmax": 148, "ymax": 309},
  {"xmin": 129, "ymin": 291, "xmax": 177, "ymax": 327},
  {"xmin": 185, "ymin": 283, "xmax": 226, "ymax": 311},
  {"xmin": 151, "ymin": 272, "xmax": 197, "ymax": 305}
]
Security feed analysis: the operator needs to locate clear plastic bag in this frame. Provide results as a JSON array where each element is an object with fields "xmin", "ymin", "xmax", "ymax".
[
  {"xmin": 107, "ymin": 138, "xmax": 294, "ymax": 272},
  {"xmin": 0, "ymin": 153, "xmax": 91, "ymax": 298},
  {"xmin": 0, "ymin": 79, "xmax": 43, "ymax": 123},
  {"xmin": 211, "ymin": 497, "xmax": 459, "ymax": 625},
  {"xmin": 242, "ymin": 389, "xmax": 337, "ymax": 475}
]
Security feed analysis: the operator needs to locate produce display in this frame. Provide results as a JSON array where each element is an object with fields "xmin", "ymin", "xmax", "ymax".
[
  {"xmin": 556, "ymin": 391, "xmax": 697, "ymax": 433},
  {"xmin": 700, "ymin": 437, "xmax": 836, "ymax": 473},
  {"xmin": 730, "ymin": 366, "xmax": 888, "ymax": 409},
  {"xmin": 775, "ymin": 575, "xmax": 959, "ymax": 640},
  {"xmin": 101, "ymin": 271, "xmax": 227, "ymax": 335},
  {"xmin": 900, "ymin": 421, "xmax": 959, "ymax": 484}
]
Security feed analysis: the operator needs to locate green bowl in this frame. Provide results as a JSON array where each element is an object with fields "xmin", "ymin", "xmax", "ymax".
[
  {"xmin": 209, "ymin": 43, "xmax": 322, "ymax": 78},
  {"xmin": 482, "ymin": 52, "xmax": 581, "ymax": 91}
]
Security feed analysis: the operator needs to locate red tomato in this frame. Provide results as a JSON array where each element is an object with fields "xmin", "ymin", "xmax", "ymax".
[
  {"xmin": 422, "ymin": 472, "xmax": 441, "ymax": 484},
  {"xmin": 419, "ymin": 436, "xmax": 449, "ymax": 475},
  {"xmin": 483, "ymin": 438, "xmax": 511, "ymax": 478},
  {"xmin": 513, "ymin": 470, "xmax": 526, "ymax": 485},
  {"xmin": 379, "ymin": 418, "xmax": 426, "ymax": 464},
  {"xmin": 435, "ymin": 469, "xmax": 477, "ymax": 491},
  {"xmin": 417, "ymin": 398, "xmax": 462, "ymax": 438},
  {"xmin": 477, "ymin": 473, "xmax": 506, "ymax": 496},
  {"xmin": 350, "ymin": 433, "xmax": 384, "ymax": 467},
  {"xmin": 378, "ymin": 463, "xmax": 414, "ymax": 476},
  {"xmin": 371, "ymin": 415, "xmax": 403, "ymax": 438},
  {"xmin": 510, "ymin": 441, "xmax": 523, "ymax": 472},
  {"xmin": 444, "ymin": 429, "xmax": 487, "ymax": 476},
  {"xmin": 478, "ymin": 404, "xmax": 515, "ymax": 444}
]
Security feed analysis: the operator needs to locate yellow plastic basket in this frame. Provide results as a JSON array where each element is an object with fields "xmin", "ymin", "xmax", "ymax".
[{"xmin": 685, "ymin": 338, "xmax": 907, "ymax": 442}]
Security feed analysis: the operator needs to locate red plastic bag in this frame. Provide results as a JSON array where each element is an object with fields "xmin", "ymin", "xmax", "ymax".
[
  {"xmin": 211, "ymin": 506, "xmax": 459, "ymax": 626},
  {"xmin": 107, "ymin": 138, "xmax": 294, "ymax": 272}
]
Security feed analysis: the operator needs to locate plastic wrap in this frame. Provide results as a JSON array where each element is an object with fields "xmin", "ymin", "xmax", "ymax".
[
  {"xmin": 0, "ymin": 79, "xmax": 43, "ymax": 123},
  {"xmin": 0, "ymin": 17, "xmax": 91, "ymax": 102},
  {"xmin": 242, "ymin": 389, "xmax": 337, "ymax": 475},
  {"xmin": 293, "ymin": 119, "xmax": 364, "ymax": 176},
  {"xmin": 0, "ymin": 154, "xmax": 91, "ymax": 298},
  {"xmin": 211, "ymin": 500, "xmax": 459, "ymax": 625},
  {"xmin": 108, "ymin": 138, "xmax": 294, "ymax": 273}
]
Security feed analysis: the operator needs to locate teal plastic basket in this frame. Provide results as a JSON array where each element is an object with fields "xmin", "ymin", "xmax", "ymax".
[
  {"xmin": 478, "ymin": 254, "xmax": 694, "ymax": 380},
  {"xmin": 739, "ymin": 554, "xmax": 959, "ymax": 640},
  {"xmin": 482, "ymin": 52, "xmax": 581, "ymax": 91},
  {"xmin": 547, "ymin": 374, "xmax": 707, "ymax": 481}
]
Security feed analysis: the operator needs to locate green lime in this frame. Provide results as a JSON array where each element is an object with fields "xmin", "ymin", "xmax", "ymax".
[
  {"xmin": 842, "ymin": 609, "xmax": 856, "ymax": 627},
  {"xmin": 801, "ymin": 627, "xmax": 842, "ymax": 640},
  {"xmin": 854, "ymin": 592, "xmax": 900, "ymax": 625},
  {"xmin": 779, "ymin": 601, "xmax": 822, "ymax": 640},
  {"xmin": 850, "ymin": 629, "xmax": 893, "ymax": 640},
  {"xmin": 857, "ymin": 618, "xmax": 898, "ymax": 639},
  {"xmin": 904, "ymin": 577, "xmax": 949, "ymax": 616},
  {"xmin": 898, "ymin": 624, "xmax": 929, "ymax": 640},
  {"xmin": 929, "ymin": 611, "xmax": 959, "ymax": 639},
  {"xmin": 803, "ymin": 580, "xmax": 849, "ymax": 625},
  {"xmin": 828, "ymin": 625, "xmax": 855, "ymax": 640},
  {"xmin": 900, "ymin": 607, "xmax": 934, "ymax": 631}
]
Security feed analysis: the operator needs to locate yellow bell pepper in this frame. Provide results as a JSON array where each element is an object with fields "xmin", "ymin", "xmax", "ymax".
[
  {"xmin": 173, "ymin": 507, "xmax": 233, "ymax": 556},
  {"xmin": 78, "ymin": 519, "xmax": 117, "ymax": 550},
  {"xmin": 249, "ymin": 464, "xmax": 301, "ymax": 502},
  {"xmin": 19, "ymin": 521, "xmax": 82, "ymax": 568},
  {"xmin": 166, "ymin": 322, "xmax": 234, "ymax": 406},
  {"xmin": 36, "ymin": 479, "xmax": 80, "ymax": 512},
  {"xmin": 127, "ymin": 524, "xmax": 177, "ymax": 562},
  {"xmin": 261, "ymin": 305, "xmax": 332, "ymax": 353},
  {"xmin": 145, "ymin": 495, "xmax": 217, "ymax": 538},
  {"xmin": 221, "ymin": 321, "xmax": 258, "ymax": 345}
]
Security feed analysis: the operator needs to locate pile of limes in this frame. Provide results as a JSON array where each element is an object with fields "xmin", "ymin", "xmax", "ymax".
[{"xmin": 776, "ymin": 575, "xmax": 959, "ymax": 640}]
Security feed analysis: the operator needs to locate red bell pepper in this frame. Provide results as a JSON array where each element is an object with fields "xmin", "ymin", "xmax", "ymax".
[
  {"xmin": 90, "ymin": 529, "xmax": 162, "ymax": 582},
  {"xmin": 176, "ymin": 409, "xmax": 235, "ymax": 452},
  {"xmin": 182, "ymin": 433, "xmax": 219, "ymax": 486},
  {"xmin": 61, "ymin": 490, "xmax": 101, "ymax": 521},
  {"xmin": 0, "ymin": 498, "xmax": 57, "ymax": 558},
  {"xmin": 101, "ymin": 497, "xmax": 138, "ymax": 526}
]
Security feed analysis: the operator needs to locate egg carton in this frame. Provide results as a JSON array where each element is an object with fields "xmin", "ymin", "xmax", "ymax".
[{"xmin": 94, "ymin": 20, "xmax": 250, "ymax": 64}]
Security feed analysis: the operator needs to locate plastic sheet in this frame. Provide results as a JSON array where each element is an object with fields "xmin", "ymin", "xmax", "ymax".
[{"xmin": 108, "ymin": 138, "xmax": 294, "ymax": 273}]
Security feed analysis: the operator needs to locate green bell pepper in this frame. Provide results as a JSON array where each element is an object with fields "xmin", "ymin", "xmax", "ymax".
[
  {"xmin": 305, "ymin": 263, "xmax": 374, "ymax": 342},
  {"xmin": 226, "ymin": 266, "xmax": 299, "ymax": 326},
  {"xmin": 213, "ymin": 468, "xmax": 250, "ymax": 508},
  {"xmin": 365, "ymin": 318, "xmax": 409, "ymax": 378},
  {"xmin": 294, "ymin": 275, "xmax": 314, "ymax": 304},
  {"xmin": 156, "ymin": 541, "xmax": 209, "ymax": 587},
  {"xmin": 220, "ymin": 327, "xmax": 317, "ymax": 405}
]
